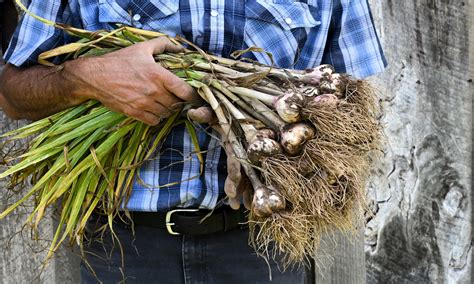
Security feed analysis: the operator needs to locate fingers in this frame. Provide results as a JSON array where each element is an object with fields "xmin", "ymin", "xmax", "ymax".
[
  {"xmin": 117, "ymin": 94, "xmax": 172, "ymax": 126},
  {"xmin": 137, "ymin": 37, "xmax": 198, "ymax": 102},
  {"xmin": 215, "ymin": 122, "xmax": 245, "ymax": 209},
  {"xmin": 223, "ymin": 138, "xmax": 241, "ymax": 200},
  {"xmin": 243, "ymin": 189, "xmax": 252, "ymax": 210},
  {"xmin": 211, "ymin": 124, "xmax": 241, "ymax": 184},
  {"xmin": 133, "ymin": 96, "xmax": 171, "ymax": 115},
  {"xmin": 224, "ymin": 178, "xmax": 237, "ymax": 199},
  {"xmin": 187, "ymin": 106, "xmax": 216, "ymax": 124},
  {"xmin": 119, "ymin": 96, "xmax": 173, "ymax": 125},
  {"xmin": 229, "ymin": 197, "xmax": 241, "ymax": 210},
  {"xmin": 225, "ymin": 146, "xmax": 241, "ymax": 183},
  {"xmin": 122, "ymin": 105, "xmax": 161, "ymax": 126},
  {"xmin": 239, "ymin": 175, "xmax": 253, "ymax": 210},
  {"xmin": 76, "ymin": 37, "xmax": 192, "ymax": 125},
  {"xmin": 212, "ymin": 120, "xmax": 253, "ymax": 211},
  {"xmin": 160, "ymin": 68, "xmax": 199, "ymax": 102},
  {"xmin": 142, "ymin": 38, "xmax": 197, "ymax": 102},
  {"xmin": 150, "ymin": 89, "xmax": 183, "ymax": 111},
  {"xmin": 216, "ymin": 125, "xmax": 241, "ymax": 183},
  {"xmin": 146, "ymin": 64, "xmax": 198, "ymax": 103},
  {"xmin": 228, "ymin": 173, "xmax": 252, "ymax": 211},
  {"xmin": 141, "ymin": 36, "xmax": 184, "ymax": 54}
]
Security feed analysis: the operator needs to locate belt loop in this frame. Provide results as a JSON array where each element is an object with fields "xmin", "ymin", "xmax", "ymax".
[
  {"xmin": 223, "ymin": 207, "xmax": 246, "ymax": 232},
  {"xmin": 240, "ymin": 208, "xmax": 247, "ymax": 226},
  {"xmin": 223, "ymin": 207, "xmax": 231, "ymax": 232}
]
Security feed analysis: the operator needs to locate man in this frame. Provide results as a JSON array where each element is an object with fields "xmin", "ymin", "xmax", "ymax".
[{"xmin": 0, "ymin": 0, "xmax": 386, "ymax": 283}]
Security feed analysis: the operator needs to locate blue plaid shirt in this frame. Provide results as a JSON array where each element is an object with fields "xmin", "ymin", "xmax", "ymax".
[{"xmin": 5, "ymin": 0, "xmax": 386, "ymax": 212}]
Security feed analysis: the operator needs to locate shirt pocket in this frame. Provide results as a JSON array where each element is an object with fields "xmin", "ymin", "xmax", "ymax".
[
  {"xmin": 97, "ymin": 0, "xmax": 180, "ymax": 36},
  {"xmin": 243, "ymin": 0, "xmax": 321, "ymax": 68}
]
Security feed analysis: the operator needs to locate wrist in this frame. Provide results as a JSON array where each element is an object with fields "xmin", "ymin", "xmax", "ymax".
[{"xmin": 60, "ymin": 57, "xmax": 96, "ymax": 105}]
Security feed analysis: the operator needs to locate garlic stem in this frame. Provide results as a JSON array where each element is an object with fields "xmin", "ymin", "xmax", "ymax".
[
  {"xmin": 210, "ymin": 81, "xmax": 277, "ymax": 130},
  {"xmin": 193, "ymin": 61, "xmax": 246, "ymax": 77},
  {"xmin": 202, "ymin": 85, "xmax": 286, "ymax": 216},
  {"xmin": 197, "ymin": 84, "xmax": 265, "ymax": 191},
  {"xmin": 208, "ymin": 55, "xmax": 305, "ymax": 77},
  {"xmin": 213, "ymin": 89, "xmax": 259, "ymax": 142},
  {"xmin": 227, "ymin": 86, "xmax": 275, "ymax": 106},
  {"xmin": 237, "ymin": 96, "xmax": 286, "ymax": 130},
  {"xmin": 253, "ymin": 85, "xmax": 285, "ymax": 97}
]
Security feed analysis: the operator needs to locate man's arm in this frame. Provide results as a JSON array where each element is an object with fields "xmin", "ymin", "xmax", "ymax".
[
  {"xmin": 0, "ymin": 37, "xmax": 198, "ymax": 125},
  {"xmin": 0, "ymin": 63, "xmax": 83, "ymax": 120},
  {"xmin": 1, "ymin": 34, "xmax": 248, "ymax": 209}
]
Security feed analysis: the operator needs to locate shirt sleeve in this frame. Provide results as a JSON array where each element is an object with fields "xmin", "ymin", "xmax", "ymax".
[
  {"xmin": 321, "ymin": 0, "xmax": 387, "ymax": 79},
  {"xmin": 3, "ymin": 0, "xmax": 72, "ymax": 67}
]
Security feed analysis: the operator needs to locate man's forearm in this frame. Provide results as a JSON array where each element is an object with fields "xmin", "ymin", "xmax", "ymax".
[
  {"xmin": 0, "ymin": 63, "xmax": 86, "ymax": 120},
  {"xmin": 0, "ymin": 37, "xmax": 198, "ymax": 124}
]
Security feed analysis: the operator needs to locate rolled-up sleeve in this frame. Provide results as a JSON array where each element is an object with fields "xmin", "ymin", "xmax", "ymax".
[
  {"xmin": 321, "ymin": 0, "xmax": 387, "ymax": 78},
  {"xmin": 3, "ymin": 0, "xmax": 72, "ymax": 67}
]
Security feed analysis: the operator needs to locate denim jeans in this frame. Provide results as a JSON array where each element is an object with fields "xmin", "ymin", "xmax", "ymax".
[{"xmin": 80, "ymin": 214, "xmax": 313, "ymax": 283}]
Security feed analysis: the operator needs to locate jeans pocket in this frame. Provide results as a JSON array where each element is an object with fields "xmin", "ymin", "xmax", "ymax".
[{"xmin": 244, "ymin": 0, "xmax": 321, "ymax": 68}]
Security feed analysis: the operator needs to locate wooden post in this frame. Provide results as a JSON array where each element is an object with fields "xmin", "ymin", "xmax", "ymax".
[
  {"xmin": 364, "ymin": 1, "xmax": 472, "ymax": 283},
  {"xmin": 314, "ymin": 226, "xmax": 366, "ymax": 284}
]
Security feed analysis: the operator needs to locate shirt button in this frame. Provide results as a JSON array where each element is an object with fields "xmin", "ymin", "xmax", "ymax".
[
  {"xmin": 285, "ymin": 18, "xmax": 292, "ymax": 25},
  {"xmin": 210, "ymin": 10, "xmax": 219, "ymax": 17},
  {"xmin": 132, "ymin": 14, "xmax": 141, "ymax": 21}
]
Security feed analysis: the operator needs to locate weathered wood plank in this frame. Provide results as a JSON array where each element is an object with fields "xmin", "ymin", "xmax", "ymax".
[
  {"xmin": 315, "ymin": 226, "xmax": 366, "ymax": 284},
  {"xmin": 365, "ymin": 1, "xmax": 472, "ymax": 283}
]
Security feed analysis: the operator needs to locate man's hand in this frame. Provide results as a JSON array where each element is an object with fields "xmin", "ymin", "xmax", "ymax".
[
  {"xmin": 188, "ymin": 106, "xmax": 252, "ymax": 210},
  {"xmin": 64, "ymin": 37, "xmax": 198, "ymax": 125},
  {"xmin": 0, "ymin": 37, "xmax": 198, "ymax": 123}
]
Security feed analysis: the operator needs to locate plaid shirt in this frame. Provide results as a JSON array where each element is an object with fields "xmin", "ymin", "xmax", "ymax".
[{"xmin": 4, "ymin": 0, "xmax": 386, "ymax": 212}]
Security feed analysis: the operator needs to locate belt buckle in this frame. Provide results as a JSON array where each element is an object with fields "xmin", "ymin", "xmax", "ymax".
[{"xmin": 165, "ymin": 208, "xmax": 200, "ymax": 235}]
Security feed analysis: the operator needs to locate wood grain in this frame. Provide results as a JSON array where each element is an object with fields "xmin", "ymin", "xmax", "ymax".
[{"xmin": 365, "ymin": 1, "xmax": 472, "ymax": 283}]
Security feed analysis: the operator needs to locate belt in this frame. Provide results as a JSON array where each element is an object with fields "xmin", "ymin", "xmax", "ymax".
[{"xmin": 131, "ymin": 206, "xmax": 248, "ymax": 236}]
